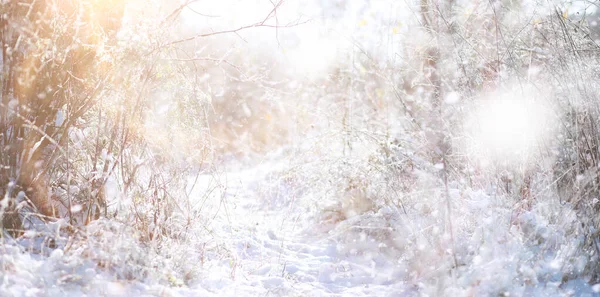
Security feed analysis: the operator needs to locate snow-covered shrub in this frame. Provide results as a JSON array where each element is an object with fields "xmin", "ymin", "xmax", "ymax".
[
  {"xmin": 0, "ymin": 0, "xmax": 205, "ymax": 242},
  {"xmin": 0, "ymin": 0, "xmax": 125, "ymax": 234},
  {"xmin": 296, "ymin": 0, "xmax": 600, "ymax": 287}
]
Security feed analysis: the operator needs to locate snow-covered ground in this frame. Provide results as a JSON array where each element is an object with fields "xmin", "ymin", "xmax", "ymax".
[{"xmin": 2, "ymin": 155, "xmax": 600, "ymax": 296}]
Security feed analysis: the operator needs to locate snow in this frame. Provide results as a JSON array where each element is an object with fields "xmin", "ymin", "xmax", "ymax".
[
  {"xmin": 2, "ymin": 157, "xmax": 599, "ymax": 296},
  {"xmin": 444, "ymin": 92, "xmax": 461, "ymax": 105}
]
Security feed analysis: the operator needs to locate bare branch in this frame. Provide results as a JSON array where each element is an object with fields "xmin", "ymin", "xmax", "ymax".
[{"xmin": 159, "ymin": 0, "xmax": 308, "ymax": 50}]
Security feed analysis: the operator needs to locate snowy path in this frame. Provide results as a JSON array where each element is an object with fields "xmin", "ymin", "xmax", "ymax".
[
  {"xmin": 0, "ymin": 162, "xmax": 407, "ymax": 297},
  {"xmin": 180, "ymin": 163, "xmax": 407, "ymax": 297}
]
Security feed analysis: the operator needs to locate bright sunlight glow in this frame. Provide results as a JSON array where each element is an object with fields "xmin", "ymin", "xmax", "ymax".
[{"xmin": 466, "ymin": 86, "xmax": 555, "ymax": 167}]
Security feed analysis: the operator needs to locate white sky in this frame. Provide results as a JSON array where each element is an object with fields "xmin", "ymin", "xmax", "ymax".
[{"xmin": 180, "ymin": 0, "xmax": 414, "ymax": 78}]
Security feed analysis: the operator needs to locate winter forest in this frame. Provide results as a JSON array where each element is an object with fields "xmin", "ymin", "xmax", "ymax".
[{"xmin": 2, "ymin": 0, "xmax": 600, "ymax": 296}]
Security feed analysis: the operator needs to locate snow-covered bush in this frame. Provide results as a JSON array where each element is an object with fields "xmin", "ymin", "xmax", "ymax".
[{"xmin": 0, "ymin": 0, "xmax": 126, "ymax": 234}]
